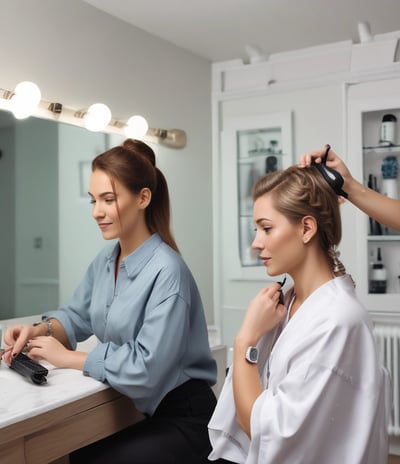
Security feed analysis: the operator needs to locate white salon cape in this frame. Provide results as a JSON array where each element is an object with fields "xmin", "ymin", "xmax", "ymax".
[{"xmin": 208, "ymin": 275, "xmax": 391, "ymax": 464}]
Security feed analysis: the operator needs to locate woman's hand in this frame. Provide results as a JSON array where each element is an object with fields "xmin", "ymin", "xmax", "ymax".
[
  {"xmin": 26, "ymin": 336, "xmax": 87, "ymax": 370},
  {"xmin": 2, "ymin": 324, "xmax": 44, "ymax": 364},
  {"xmin": 26, "ymin": 336, "xmax": 70, "ymax": 367},
  {"xmin": 236, "ymin": 282, "xmax": 286, "ymax": 346},
  {"xmin": 299, "ymin": 144, "xmax": 353, "ymax": 186}
]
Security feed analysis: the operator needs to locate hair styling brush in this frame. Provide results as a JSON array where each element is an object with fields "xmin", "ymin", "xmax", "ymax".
[{"xmin": 313, "ymin": 144, "xmax": 348, "ymax": 199}]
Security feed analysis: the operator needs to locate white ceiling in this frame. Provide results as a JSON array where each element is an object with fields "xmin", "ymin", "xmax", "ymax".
[{"xmin": 83, "ymin": 0, "xmax": 400, "ymax": 62}]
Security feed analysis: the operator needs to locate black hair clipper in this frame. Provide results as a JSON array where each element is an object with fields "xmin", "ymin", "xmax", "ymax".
[{"xmin": 10, "ymin": 352, "xmax": 48, "ymax": 385}]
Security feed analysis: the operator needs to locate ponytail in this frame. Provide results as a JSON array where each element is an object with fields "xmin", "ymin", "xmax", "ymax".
[{"xmin": 92, "ymin": 138, "xmax": 180, "ymax": 253}]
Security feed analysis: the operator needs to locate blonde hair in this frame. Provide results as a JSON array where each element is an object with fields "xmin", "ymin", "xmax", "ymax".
[{"xmin": 252, "ymin": 165, "xmax": 345, "ymax": 276}]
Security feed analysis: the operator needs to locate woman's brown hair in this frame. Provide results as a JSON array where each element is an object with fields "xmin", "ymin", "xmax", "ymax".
[{"xmin": 92, "ymin": 138, "xmax": 179, "ymax": 253}]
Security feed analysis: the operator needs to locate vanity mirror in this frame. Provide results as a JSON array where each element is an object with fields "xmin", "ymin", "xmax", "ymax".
[
  {"xmin": 0, "ymin": 80, "xmax": 187, "ymax": 320},
  {"xmin": 0, "ymin": 109, "xmax": 124, "ymax": 319}
]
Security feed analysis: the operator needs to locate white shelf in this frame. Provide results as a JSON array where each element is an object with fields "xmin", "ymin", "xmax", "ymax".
[
  {"xmin": 363, "ymin": 145, "xmax": 400, "ymax": 156},
  {"xmin": 368, "ymin": 235, "xmax": 400, "ymax": 241}
]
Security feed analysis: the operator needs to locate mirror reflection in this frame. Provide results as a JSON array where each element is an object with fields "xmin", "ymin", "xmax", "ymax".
[{"xmin": 0, "ymin": 110, "xmax": 123, "ymax": 319}]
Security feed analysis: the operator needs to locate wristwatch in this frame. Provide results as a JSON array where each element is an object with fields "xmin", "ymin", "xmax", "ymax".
[
  {"xmin": 32, "ymin": 318, "xmax": 53, "ymax": 337},
  {"xmin": 245, "ymin": 346, "xmax": 259, "ymax": 364}
]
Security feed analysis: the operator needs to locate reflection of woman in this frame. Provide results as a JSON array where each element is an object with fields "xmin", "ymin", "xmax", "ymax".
[
  {"xmin": 3, "ymin": 139, "xmax": 217, "ymax": 463},
  {"xmin": 208, "ymin": 165, "xmax": 390, "ymax": 463},
  {"xmin": 300, "ymin": 144, "xmax": 400, "ymax": 231}
]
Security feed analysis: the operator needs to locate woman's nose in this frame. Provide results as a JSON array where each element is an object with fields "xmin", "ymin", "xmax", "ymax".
[
  {"xmin": 92, "ymin": 202, "xmax": 105, "ymax": 219},
  {"xmin": 251, "ymin": 232, "xmax": 263, "ymax": 250}
]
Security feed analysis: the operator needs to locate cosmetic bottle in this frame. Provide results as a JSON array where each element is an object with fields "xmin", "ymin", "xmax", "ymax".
[
  {"xmin": 381, "ymin": 155, "xmax": 398, "ymax": 199},
  {"xmin": 381, "ymin": 156, "xmax": 398, "ymax": 234},
  {"xmin": 380, "ymin": 114, "xmax": 397, "ymax": 146},
  {"xmin": 369, "ymin": 247, "xmax": 387, "ymax": 294}
]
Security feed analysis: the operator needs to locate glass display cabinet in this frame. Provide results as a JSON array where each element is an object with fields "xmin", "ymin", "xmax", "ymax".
[
  {"xmin": 221, "ymin": 111, "xmax": 292, "ymax": 280},
  {"xmin": 237, "ymin": 126, "xmax": 286, "ymax": 266}
]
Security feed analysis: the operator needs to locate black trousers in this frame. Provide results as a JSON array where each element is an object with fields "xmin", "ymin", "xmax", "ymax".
[{"xmin": 69, "ymin": 379, "xmax": 221, "ymax": 464}]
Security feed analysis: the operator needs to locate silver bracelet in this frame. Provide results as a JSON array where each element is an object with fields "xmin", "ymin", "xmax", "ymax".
[{"xmin": 33, "ymin": 318, "xmax": 53, "ymax": 337}]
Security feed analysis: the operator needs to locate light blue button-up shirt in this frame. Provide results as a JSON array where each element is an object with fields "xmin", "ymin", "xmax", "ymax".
[{"xmin": 45, "ymin": 233, "xmax": 217, "ymax": 414}]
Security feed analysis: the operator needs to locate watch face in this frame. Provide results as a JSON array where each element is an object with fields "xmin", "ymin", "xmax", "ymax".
[
  {"xmin": 249, "ymin": 347, "xmax": 258, "ymax": 362},
  {"xmin": 246, "ymin": 346, "xmax": 258, "ymax": 363}
]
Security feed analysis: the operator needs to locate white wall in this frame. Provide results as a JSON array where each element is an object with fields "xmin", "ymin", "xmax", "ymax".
[{"xmin": 0, "ymin": 0, "xmax": 214, "ymax": 321}]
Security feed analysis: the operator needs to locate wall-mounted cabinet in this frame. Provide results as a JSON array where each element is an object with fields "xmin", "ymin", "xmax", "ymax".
[
  {"xmin": 212, "ymin": 34, "xmax": 400, "ymax": 346},
  {"xmin": 347, "ymin": 79, "xmax": 400, "ymax": 314}
]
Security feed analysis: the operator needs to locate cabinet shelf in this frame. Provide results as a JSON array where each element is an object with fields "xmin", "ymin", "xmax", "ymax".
[
  {"xmin": 368, "ymin": 235, "xmax": 400, "ymax": 241},
  {"xmin": 239, "ymin": 152, "xmax": 285, "ymax": 163},
  {"xmin": 363, "ymin": 145, "xmax": 400, "ymax": 156}
]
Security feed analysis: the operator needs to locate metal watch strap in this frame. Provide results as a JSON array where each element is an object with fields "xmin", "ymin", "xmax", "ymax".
[{"xmin": 33, "ymin": 318, "xmax": 53, "ymax": 337}]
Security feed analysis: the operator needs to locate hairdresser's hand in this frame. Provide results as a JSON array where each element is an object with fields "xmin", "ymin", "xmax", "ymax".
[
  {"xmin": 299, "ymin": 144, "xmax": 353, "ymax": 188},
  {"xmin": 236, "ymin": 282, "xmax": 286, "ymax": 346}
]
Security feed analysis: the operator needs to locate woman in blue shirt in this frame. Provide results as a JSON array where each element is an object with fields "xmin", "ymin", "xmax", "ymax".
[{"xmin": 3, "ymin": 139, "xmax": 218, "ymax": 463}]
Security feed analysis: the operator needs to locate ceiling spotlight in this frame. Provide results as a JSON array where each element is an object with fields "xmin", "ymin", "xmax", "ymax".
[{"xmin": 358, "ymin": 21, "xmax": 373, "ymax": 43}]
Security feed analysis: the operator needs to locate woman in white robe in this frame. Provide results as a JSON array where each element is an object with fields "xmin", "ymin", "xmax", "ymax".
[{"xmin": 208, "ymin": 164, "xmax": 391, "ymax": 464}]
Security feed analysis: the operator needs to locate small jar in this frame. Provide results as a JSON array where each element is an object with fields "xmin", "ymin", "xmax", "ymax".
[{"xmin": 380, "ymin": 114, "xmax": 397, "ymax": 145}]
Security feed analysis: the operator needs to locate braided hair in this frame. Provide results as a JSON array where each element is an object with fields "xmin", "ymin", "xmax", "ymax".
[{"xmin": 252, "ymin": 165, "xmax": 346, "ymax": 277}]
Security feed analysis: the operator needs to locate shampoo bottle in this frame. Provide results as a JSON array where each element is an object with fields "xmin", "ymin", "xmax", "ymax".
[{"xmin": 369, "ymin": 247, "xmax": 387, "ymax": 294}]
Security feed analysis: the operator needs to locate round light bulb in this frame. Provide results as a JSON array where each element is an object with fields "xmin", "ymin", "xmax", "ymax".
[
  {"xmin": 124, "ymin": 115, "xmax": 149, "ymax": 139},
  {"xmin": 84, "ymin": 103, "xmax": 112, "ymax": 132},
  {"xmin": 11, "ymin": 81, "xmax": 41, "ymax": 119}
]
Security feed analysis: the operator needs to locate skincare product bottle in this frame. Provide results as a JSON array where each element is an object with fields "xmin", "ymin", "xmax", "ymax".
[
  {"xmin": 369, "ymin": 247, "xmax": 387, "ymax": 294},
  {"xmin": 380, "ymin": 114, "xmax": 397, "ymax": 146},
  {"xmin": 381, "ymin": 156, "xmax": 399, "ymax": 234}
]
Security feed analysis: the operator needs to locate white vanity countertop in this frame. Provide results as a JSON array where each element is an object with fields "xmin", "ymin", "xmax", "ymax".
[
  {"xmin": 0, "ymin": 316, "xmax": 226, "ymax": 429},
  {"xmin": 0, "ymin": 360, "xmax": 108, "ymax": 429},
  {"xmin": 0, "ymin": 314, "xmax": 106, "ymax": 429}
]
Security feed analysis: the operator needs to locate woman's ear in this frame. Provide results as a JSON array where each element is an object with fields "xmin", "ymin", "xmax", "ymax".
[
  {"xmin": 301, "ymin": 215, "xmax": 318, "ymax": 244},
  {"xmin": 138, "ymin": 188, "xmax": 152, "ymax": 209}
]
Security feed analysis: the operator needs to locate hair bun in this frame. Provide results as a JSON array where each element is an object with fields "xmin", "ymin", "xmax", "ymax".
[{"xmin": 123, "ymin": 138, "xmax": 156, "ymax": 166}]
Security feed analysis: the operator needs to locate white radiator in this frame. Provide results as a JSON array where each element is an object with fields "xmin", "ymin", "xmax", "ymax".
[{"xmin": 373, "ymin": 325, "xmax": 400, "ymax": 435}]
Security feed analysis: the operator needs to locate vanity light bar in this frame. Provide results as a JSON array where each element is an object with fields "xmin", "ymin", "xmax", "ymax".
[{"xmin": 0, "ymin": 81, "xmax": 187, "ymax": 149}]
